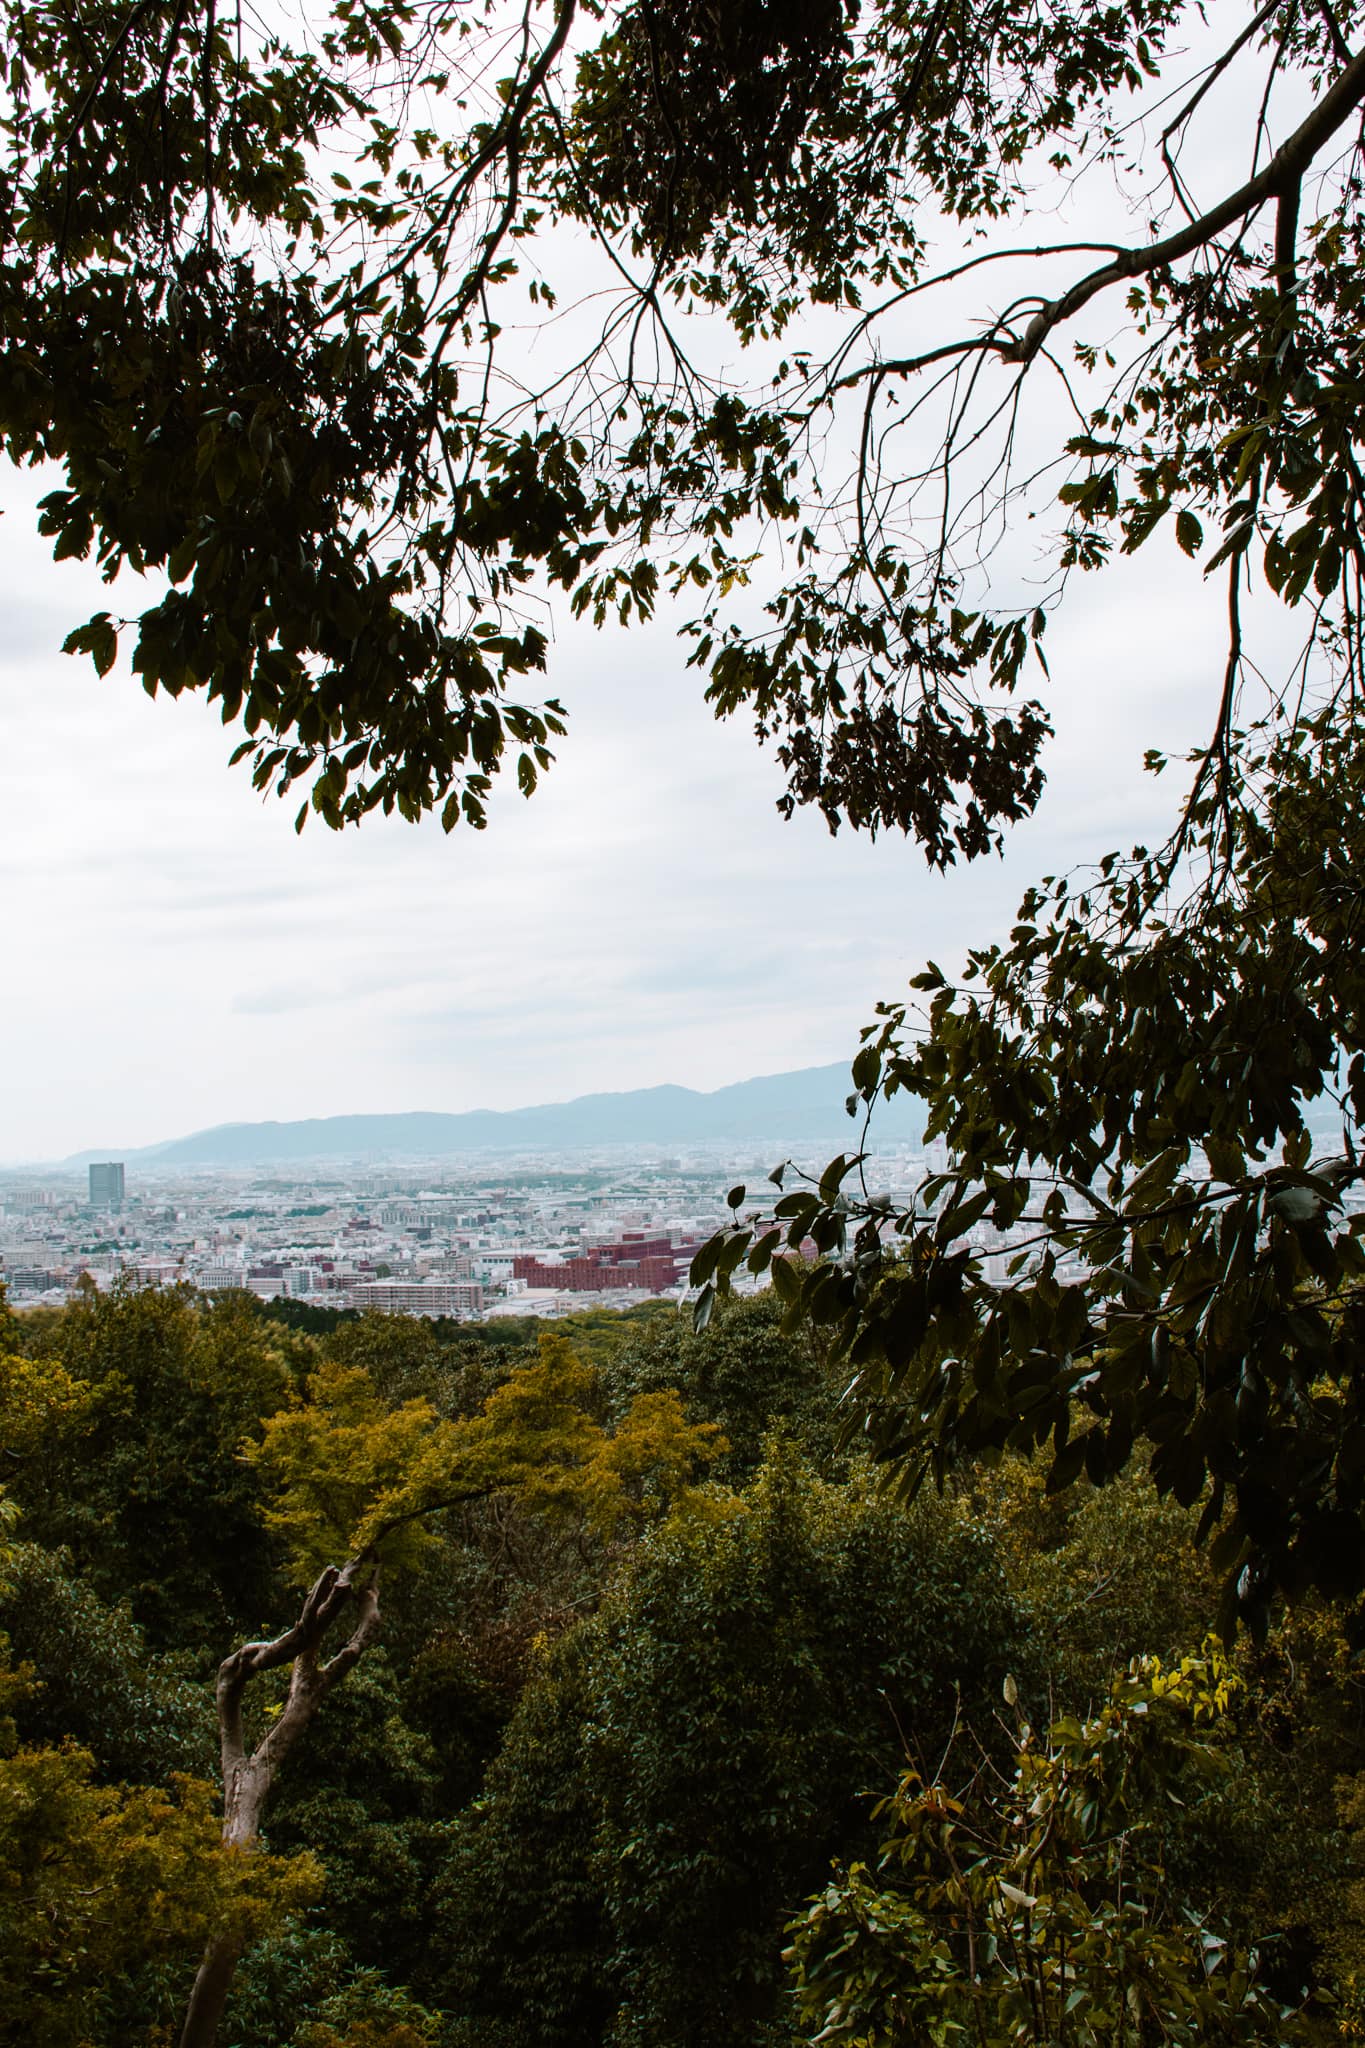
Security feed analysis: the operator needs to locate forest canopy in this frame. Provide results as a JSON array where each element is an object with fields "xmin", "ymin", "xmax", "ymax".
[{"xmin": 4, "ymin": 1283, "xmax": 1364, "ymax": 2046}]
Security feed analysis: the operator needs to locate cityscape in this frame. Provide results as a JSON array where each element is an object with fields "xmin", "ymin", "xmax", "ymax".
[
  {"xmin": 4, "ymin": 1122, "xmax": 1170, "ymax": 1319},
  {"xmin": 1, "ymin": 1143, "xmax": 933, "ymax": 1319},
  {"xmin": 8, "ymin": 1053, "xmax": 1358, "ymax": 1320}
]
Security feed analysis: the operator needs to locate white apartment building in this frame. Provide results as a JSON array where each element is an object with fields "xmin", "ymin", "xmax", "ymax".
[{"xmin": 349, "ymin": 1279, "xmax": 485, "ymax": 1318}]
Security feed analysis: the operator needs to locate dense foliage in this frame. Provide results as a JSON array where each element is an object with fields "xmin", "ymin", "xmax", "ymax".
[
  {"xmin": 2, "ymin": 1283, "xmax": 1364, "ymax": 2045},
  {"xmin": 432, "ymin": 1449, "xmax": 1022, "ymax": 2046},
  {"xmin": 701, "ymin": 715, "xmax": 1365, "ymax": 1627},
  {"xmin": 789, "ymin": 1646, "xmax": 1302, "ymax": 2047},
  {"xmin": 3, "ymin": 0, "xmax": 1360, "ymax": 848}
]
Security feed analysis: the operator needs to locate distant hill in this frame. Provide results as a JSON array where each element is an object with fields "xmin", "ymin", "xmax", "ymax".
[{"xmin": 65, "ymin": 1062, "xmax": 926, "ymax": 1167}]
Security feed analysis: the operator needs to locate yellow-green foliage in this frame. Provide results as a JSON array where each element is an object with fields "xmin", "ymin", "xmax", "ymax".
[
  {"xmin": 950, "ymin": 1453, "xmax": 1365, "ymax": 2022},
  {"xmin": 577, "ymin": 1387, "xmax": 727, "ymax": 1537},
  {"xmin": 453, "ymin": 1332, "xmax": 603, "ymax": 1512},
  {"xmin": 950, "ymin": 1457, "xmax": 1222, "ymax": 1697},
  {"xmin": 1331, "ymin": 1774, "xmax": 1365, "ymax": 2037},
  {"xmin": 295, "ymin": 2026, "xmax": 433, "ymax": 2048},
  {"xmin": 248, "ymin": 1334, "xmax": 728, "ymax": 1583},
  {"xmin": 0, "ymin": 1491, "xmax": 27, "ymax": 1756},
  {"xmin": 5, "ymin": 1289, "xmax": 300, "ymax": 1649},
  {"xmin": 0, "ymin": 1350, "xmax": 95, "ymax": 1459},
  {"xmin": 289, "ymin": 1967, "xmax": 441, "ymax": 2048},
  {"xmin": 0, "ymin": 1745, "xmax": 320, "ymax": 2048},
  {"xmin": 0, "ymin": 1487, "xmax": 17, "ymax": 1589},
  {"xmin": 454, "ymin": 1333, "xmax": 728, "ymax": 1536},
  {"xmin": 246, "ymin": 1359, "xmax": 472, "ymax": 1584}
]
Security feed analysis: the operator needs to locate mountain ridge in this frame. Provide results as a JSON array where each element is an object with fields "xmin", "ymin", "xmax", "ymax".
[{"xmin": 62, "ymin": 1061, "xmax": 926, "ymax": 1167}]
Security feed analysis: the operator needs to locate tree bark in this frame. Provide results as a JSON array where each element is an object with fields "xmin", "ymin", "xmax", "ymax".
[
  {"xmin": 178, "ymin": 1931, "xmax": 247, "ymax": 2048},
  {"xmin": 178, "ymin": 1556, "xmax": 382, "ymax": 2048}
]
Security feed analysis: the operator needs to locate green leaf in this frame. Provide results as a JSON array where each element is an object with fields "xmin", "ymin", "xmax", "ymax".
[
  {"xmin": 1203, "ymin": 1136, "xmax": 1244, "ymax": 1184},
  {"xmin": 770, "ymin": 1256, "xmax": 802, "ymax": 1305}
]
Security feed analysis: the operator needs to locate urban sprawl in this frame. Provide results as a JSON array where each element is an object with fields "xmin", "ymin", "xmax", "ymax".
[
  {"xmin": 0, "ymin": 1150, "xmax": 925, "ymax": 1319},
  {"xmin": 8, "ymin": 1133, "xmax": 1288, "ymax": 1318}
]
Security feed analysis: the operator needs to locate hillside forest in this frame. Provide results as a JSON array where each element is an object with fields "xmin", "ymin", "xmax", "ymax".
[{"xmin": 1, "ymin": 1277, "xmax": 1362, "ymax": 2046}]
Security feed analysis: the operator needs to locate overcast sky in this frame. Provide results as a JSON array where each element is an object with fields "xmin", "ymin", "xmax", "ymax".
[
  {"xmin": 0, "ymin": 461, "xmax": 1243, "ymax": 1164},
  {"xmin": 0, "ymin": 14, "xmax": 1297, "ymax": 1163}
]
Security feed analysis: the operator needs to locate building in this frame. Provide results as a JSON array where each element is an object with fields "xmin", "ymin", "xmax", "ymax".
[
  {"xmin": 3, "ymin": 1188, "xmax": 62, "ymax": 1213},
  {"xmin": 512, "ymin": 1234, "xmax": 697, "ymax": 1295},
  {"xmin": 88, "ymin": 1161, "xmax": 125, "ymax": 1209},
  {"xmin": 198, "ymin": 1263, "xmax": 246, "ymax": 1289},
  {"xmin": 350, "ymin": 1279, "xmax": 485, "ymax": 1318}
]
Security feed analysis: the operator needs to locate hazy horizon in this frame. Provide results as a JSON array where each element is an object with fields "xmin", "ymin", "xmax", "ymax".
[
  {"xmin": 4, "ymin": 471, "xmax": 1257, "ymax": 1160},
  {"xmin": 3, "ymin": 1056, "xmax": 930, "ymax": 1171}
]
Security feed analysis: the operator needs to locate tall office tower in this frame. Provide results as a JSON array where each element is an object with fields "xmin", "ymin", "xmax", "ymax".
[{"xmin": 89, "ymin": 1161, "xmax": 125, "ymax": 1209}]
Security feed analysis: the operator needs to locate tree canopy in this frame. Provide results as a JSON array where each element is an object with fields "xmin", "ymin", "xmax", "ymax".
[
  {"xmin": 9, "ymin": 1287, "xmax": 1365, "ymax": 2041},
  {"xmin": 4, "ymin": 0, "xmax": 1360, "ymax": 840}
]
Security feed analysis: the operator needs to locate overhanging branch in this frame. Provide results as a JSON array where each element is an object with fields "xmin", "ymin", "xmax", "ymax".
[
  {"xmin": 1012, "ymin": 43, "xmax": 1365, "ymax": 362},
  {"xmin": 839, "ymin": 43, "xmax": 1365, "ymax": 392}
]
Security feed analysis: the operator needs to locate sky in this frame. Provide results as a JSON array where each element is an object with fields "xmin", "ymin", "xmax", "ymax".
[
  {"xmin": 0, "ymin": 467, "xmax": 1240, "ymax": 1164},
  {"xmin": 0, "ymin": 7, "xmax": 1299, "ymax": 1163}
]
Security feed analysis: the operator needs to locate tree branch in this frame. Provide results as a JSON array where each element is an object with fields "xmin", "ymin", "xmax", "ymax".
[
  {"xmin": 329, "ymin": 0, "xmax": 577, "ymax": 328},
  {"xmin": 214, "ymin": 1556, "xmax": 359, "ymax": 1783},
  {"xmin": 1011, "ymin": 44, "xmax": 1365, "ymax": 363},
  {"xmin": 1158, "ymin": 0, "xmax": 1284, "ymax": 222},
  {"xmin": 56, "ymin": 0, "xmax": 158, "ymax": 152},
  {"xmin": 1314, "ymin": 0, "xmax": 1355, "ymax": 67},
  {"xmin": 842, "ymin": 43, "xmax": 1365, "ymax": 392},
  {"xmin": 1275, "ymin": 173, "xmax": 1302, "ymax": 306},
  {"xmin": 368, "ymin": 1484, "xmax": 493, "ymax": 1548}
]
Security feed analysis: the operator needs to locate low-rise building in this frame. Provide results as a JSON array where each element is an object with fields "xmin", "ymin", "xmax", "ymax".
[{"xmin": 349, "ymin": 1279, "xmax": 485, "ymax": 1318}]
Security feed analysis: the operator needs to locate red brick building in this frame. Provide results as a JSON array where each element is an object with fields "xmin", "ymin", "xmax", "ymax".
[{"xmin": 512, "ymin": 1234, "xmax": 700, "ymax": 1294}]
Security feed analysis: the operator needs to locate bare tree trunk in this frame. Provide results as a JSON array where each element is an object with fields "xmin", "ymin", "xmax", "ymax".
[
  {"xmin": 179, "ymin": 1931, "xmax": 247, "ymax": 2048},
  {"xmin": 178, "ymin": 1557, "xmax": 382, "ymax": 2048}
]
